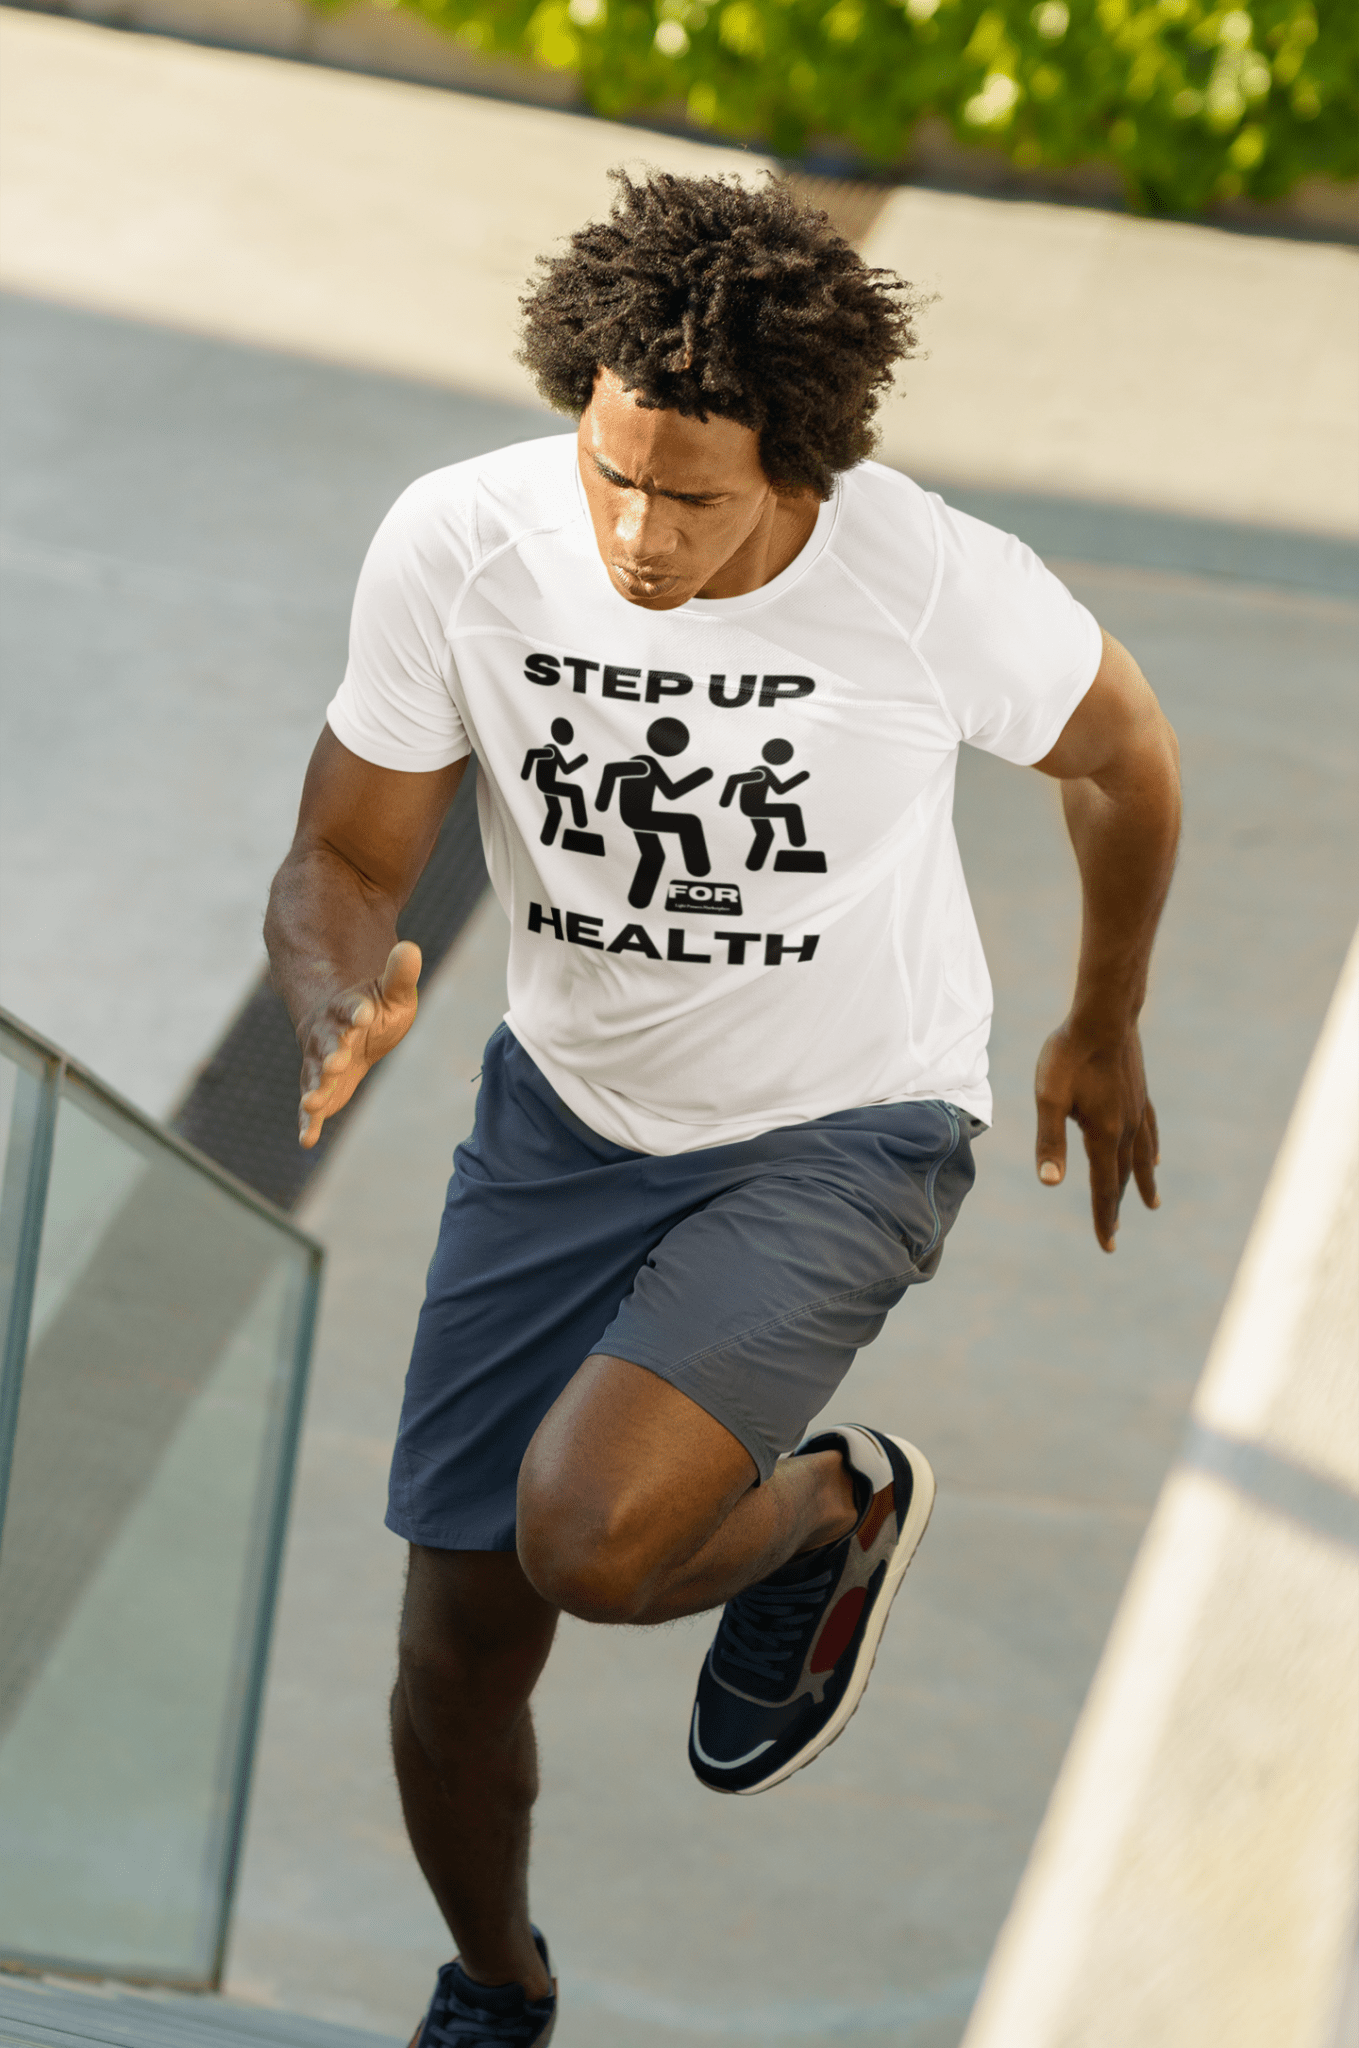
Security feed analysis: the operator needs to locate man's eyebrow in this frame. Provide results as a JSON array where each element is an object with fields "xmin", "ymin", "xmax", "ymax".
[{"xmin": 592, "ymin": 455, "xmax": 724, "ymax": 505}]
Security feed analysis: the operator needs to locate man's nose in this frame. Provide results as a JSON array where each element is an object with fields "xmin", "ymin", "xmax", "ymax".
[{"xmin": 616, "ymin": 490, "xmax": 679, "ymax": 558}]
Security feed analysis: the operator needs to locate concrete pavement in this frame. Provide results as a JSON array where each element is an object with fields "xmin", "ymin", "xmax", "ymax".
[{"xmin": 0, "ymin": 294, "xmax": 564, "ymax": 1115}]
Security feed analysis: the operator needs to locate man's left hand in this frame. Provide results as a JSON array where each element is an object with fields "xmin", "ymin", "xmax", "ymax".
[{"xmin": 1034, "ymin": 1021, "xmax": 1160, "ymax": 1253}]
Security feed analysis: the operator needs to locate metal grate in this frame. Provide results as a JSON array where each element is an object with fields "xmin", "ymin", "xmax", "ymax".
[{"xmin": 171, "ymin": 767, "xmax": 487, "ymax": 1212}]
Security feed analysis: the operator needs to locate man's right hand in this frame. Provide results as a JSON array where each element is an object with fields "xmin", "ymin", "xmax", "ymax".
[
  {"xmin": 264, "ymin": 730, "xmax": 466, "ymax": 1149},
  {"xmin": 297, "ymin": 939, "xmax": 423, "ymax": 1149}
]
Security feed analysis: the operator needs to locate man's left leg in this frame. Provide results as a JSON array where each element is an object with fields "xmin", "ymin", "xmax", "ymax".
[
  {"xmin": 516, "ymin": 1352, "xmax": 859, "ymax": 1624},
  {"xmin": 517, "ymin": 1352, "xmax": 934, "ymax": 1795}
]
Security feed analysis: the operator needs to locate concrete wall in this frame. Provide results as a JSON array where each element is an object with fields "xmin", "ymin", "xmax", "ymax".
[
  {"xmin": 17, "ymin": 0, "xmax": 1359, "ymax": 242},
  {"xmin": 43, "ymin": 0, "xmax": 582, "ymax": 105},
  {"xmin": 962, "ymin": 926, "xmax": 1359, "ymax": 2048}
]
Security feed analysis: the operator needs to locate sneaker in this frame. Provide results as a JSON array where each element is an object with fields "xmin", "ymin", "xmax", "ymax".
[
  {"xmin": 688, "ymin": 1427, "xmax": 935, "ymax": 1795},
  {"xmin": 408, "ymin": 1926, "xmax": 557, "ymax": 2047}
]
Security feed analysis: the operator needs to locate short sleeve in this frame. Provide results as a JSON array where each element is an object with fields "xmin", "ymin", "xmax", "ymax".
[
  {"xmin": 326, "ymin": 474, "xmax": 474, "ymax": 773},
  {"xmin": 915, "ymin": 498, "xmax": 1103, "ymax": 766}
]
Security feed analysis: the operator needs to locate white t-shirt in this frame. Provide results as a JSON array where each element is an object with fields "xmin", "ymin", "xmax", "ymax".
[{"xmin": 328, "ymin": 435, "xmax": 1100, "ymax": 1153}]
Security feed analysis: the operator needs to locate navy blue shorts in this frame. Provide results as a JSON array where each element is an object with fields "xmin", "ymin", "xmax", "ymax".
[{"xmin": 386, "ymin": 1025, "xmax": 980, "ymax": 1551}]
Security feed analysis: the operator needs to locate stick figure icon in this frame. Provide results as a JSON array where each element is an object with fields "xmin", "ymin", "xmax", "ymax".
[
  {"xmin": 719, "ymin": 739, "xmax": 827, "ymax": 873},
  {"xmin": 521, "ymin": 718, "xmax": 604, "ymax": 855},
  {"xmin": 595, "ymin": 717, "xmax": 713, "ymax": 909}
]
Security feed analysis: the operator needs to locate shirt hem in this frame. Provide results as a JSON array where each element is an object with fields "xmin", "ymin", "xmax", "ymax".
[
  {"xmin": 1010, "ymin": 610, "xmax": 1104, "ymax": 767},
  {"xmin": 505, "ymin": 1015, "xmax": 992, "ymax": 1155},
  {"xmin": 325, "ymin": 701, "xmax": 472, "ymax": 774}
]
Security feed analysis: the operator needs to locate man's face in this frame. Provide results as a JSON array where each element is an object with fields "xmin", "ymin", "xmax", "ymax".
[{"xmin": 577, "ymin": 369, "xmax": 781, "ymax": 610}]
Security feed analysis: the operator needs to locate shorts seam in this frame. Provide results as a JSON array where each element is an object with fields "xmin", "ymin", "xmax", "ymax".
[
  {"xmin": 607, "ymin": 1349, "xmax": 774, "ymax": 1475},
  {"xmin": 652, "ymin": 1262, "xmax": 924, "ymax": 1379},
  {"xmin": 651, "ymin": 1115, "xmax": 963, "ymax": 1373},
  {"xmin": 921, "ymin": 1104, "xmax": 963, "ymax": 1258}
]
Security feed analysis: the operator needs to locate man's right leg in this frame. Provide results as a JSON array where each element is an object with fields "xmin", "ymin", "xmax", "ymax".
[{"xmin": 391, "ymin": 1546, "xmax": 558, "ymax": 2004}]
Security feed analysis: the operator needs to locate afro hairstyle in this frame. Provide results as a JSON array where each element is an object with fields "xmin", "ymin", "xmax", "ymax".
[{"xmin": 518, "ymin": 170, "xmax": 921, "ymax": 500}]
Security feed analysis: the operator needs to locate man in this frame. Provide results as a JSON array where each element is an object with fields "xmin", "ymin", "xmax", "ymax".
[{"xmin": 265, "ymin": 171, "xmax": 1180, "ymax": 2048}]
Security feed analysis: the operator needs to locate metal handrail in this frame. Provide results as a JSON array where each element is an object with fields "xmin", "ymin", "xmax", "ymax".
[
  {"xmin": 0, "ymin": 1007, "xmax": 324, "ymax": 1990},
  {"xmin": 0, "ymin": 1006, "xmax": 322, "ymax": 1250}
]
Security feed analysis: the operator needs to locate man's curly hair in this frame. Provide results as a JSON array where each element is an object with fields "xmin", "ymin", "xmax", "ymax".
[{"xmin": 518, "ymin": 171, "xmax": 920, "ymax": 501}]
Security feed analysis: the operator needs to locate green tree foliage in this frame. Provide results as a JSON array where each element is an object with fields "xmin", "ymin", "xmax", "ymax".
[{"xmin": 352, "ymin": 0, "xmax": 1357, "ymax": 212}]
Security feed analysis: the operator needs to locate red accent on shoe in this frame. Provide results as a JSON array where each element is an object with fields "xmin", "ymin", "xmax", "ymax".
[
  {"xmin": 810, "ymin": 1585, "xmax": 867, "ymax": 1672},
  {"xmin": 857, "ymin": 1482, "xmax": 896, "ymax": 1552}
]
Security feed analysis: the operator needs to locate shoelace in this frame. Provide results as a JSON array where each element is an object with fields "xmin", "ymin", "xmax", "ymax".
[{"xmin": 715, "ymin": 1566, "xmax": 835, "ymax": 1686}]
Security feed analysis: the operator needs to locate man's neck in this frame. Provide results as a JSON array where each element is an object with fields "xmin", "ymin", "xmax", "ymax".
[{"xmin": 696, "ymin": 491, "xmax": 821, "ymax": 600}]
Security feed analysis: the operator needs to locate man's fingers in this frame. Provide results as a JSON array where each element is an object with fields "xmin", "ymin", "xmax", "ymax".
[
  {"xmin": 1083, "ymin": 1125, "xmax": 1123, "ymax": 1253},
  {"xmin": 298, "ymin": 1058, "xmax": 365, "ymax": 1146},
  {"xmin": 1035, "ymin": 1095, "xmax": 1068, "ymax": 1186},
  {"xmin": 294, "ymin": 948, "xmax": 423, "ymax": 1154},
  {"xmin": 1133, "ymin": 1103, "xmax": 1161, "ymax": 1210},
  {"xmin": 1116, "ymin": 1126, "xmax": 1135, "ymax": 1200},
  {"xmin": 380, "ymin": 940, "xmax": 423, "ymax": 1008},
  {"xmin": 301, "ymin": 1068, "xmax": 346, "ymax": 1110},
  {"xmin": 298, "ymin": 1017, "xmax": 367, "ymax": 1148}
]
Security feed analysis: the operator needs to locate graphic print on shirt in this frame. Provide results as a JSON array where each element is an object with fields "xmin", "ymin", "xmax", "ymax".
[
  {"xmin": 594, "ymin": 717, "xmax": 715, "ymax": 910},
  {"xmin": 719, "ymin": 740, "xmax": 827, "ymax": 874},
  {"xmin": 520, "ymin": 718, "xmax": 605, "ymax": 856}
]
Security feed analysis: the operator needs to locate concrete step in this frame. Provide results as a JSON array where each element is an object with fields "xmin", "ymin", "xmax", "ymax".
[{"xmin": 0, "ymin": 1974, "xmax": 401, "ymax": 2048}]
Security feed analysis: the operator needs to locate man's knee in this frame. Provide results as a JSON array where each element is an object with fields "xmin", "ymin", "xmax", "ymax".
[
  {"xmin": 515, "ymin": 1451, "xmax": 653, "ymax": 1625},
  {"xmin": 395, "ymin": 1546, "xmax": 557, "ymax": 1739},
  {"xmin": 515, "ymin": 1352, "xmax": 758, "ymax": 1622}
]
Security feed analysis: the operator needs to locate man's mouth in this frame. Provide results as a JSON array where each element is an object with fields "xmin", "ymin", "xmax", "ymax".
[{"xmin": 612, "ymin": 560, "xmax": 679, "ymax": 592}]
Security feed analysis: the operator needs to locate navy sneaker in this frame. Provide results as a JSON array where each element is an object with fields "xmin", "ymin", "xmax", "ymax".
[
  {"xmin": 688, "ymin": 1427, "xmax": 935, "ymax": 1795},
  {"xmin": 408, "ymin": 1927, "xmax": 556, "ymax": 2046}
]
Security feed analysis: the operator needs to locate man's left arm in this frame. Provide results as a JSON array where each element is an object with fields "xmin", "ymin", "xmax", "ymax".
[{"xmin": 1032, "ymin": 630, "xmax": 1182, "ymax": 1253}]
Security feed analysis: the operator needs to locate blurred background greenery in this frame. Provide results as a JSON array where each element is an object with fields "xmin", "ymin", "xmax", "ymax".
[{"xmin": 315, "ymin": 0, "xmax": 1357, "ymax": 214}]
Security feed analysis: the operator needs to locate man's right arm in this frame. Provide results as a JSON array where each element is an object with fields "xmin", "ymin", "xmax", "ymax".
[{"xmin": 264, "ymin": 726, "xmax": 468, "ymax": 1149}]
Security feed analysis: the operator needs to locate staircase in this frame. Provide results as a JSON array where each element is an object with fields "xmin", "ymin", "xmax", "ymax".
[{"xmin": 0, "ymin": 1974, "xmax": 400, "ymax": 2048}]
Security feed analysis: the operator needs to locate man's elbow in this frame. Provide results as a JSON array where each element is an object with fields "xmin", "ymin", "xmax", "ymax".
[
  {"xmin": 262, "ymin": 857, "xmax": 296, "ymax": 961},
  {"xmin": 1163, "ymin": 713, "xmax": 1181, "ymax": 777},
  {"xmin": 1146, "ymin": 705, "xmax": 1181, "ymax": 798}
]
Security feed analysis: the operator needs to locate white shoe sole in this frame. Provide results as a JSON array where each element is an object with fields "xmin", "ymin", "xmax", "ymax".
[{"xmin": 734, "ymin": 1431, "xmax": 936, "ymax": 1796}]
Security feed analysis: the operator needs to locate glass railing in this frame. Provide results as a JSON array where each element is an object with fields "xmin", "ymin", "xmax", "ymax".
[{"xmin": 0, "ymin": 1008, "xmax": 323, "ymax": 1989}]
